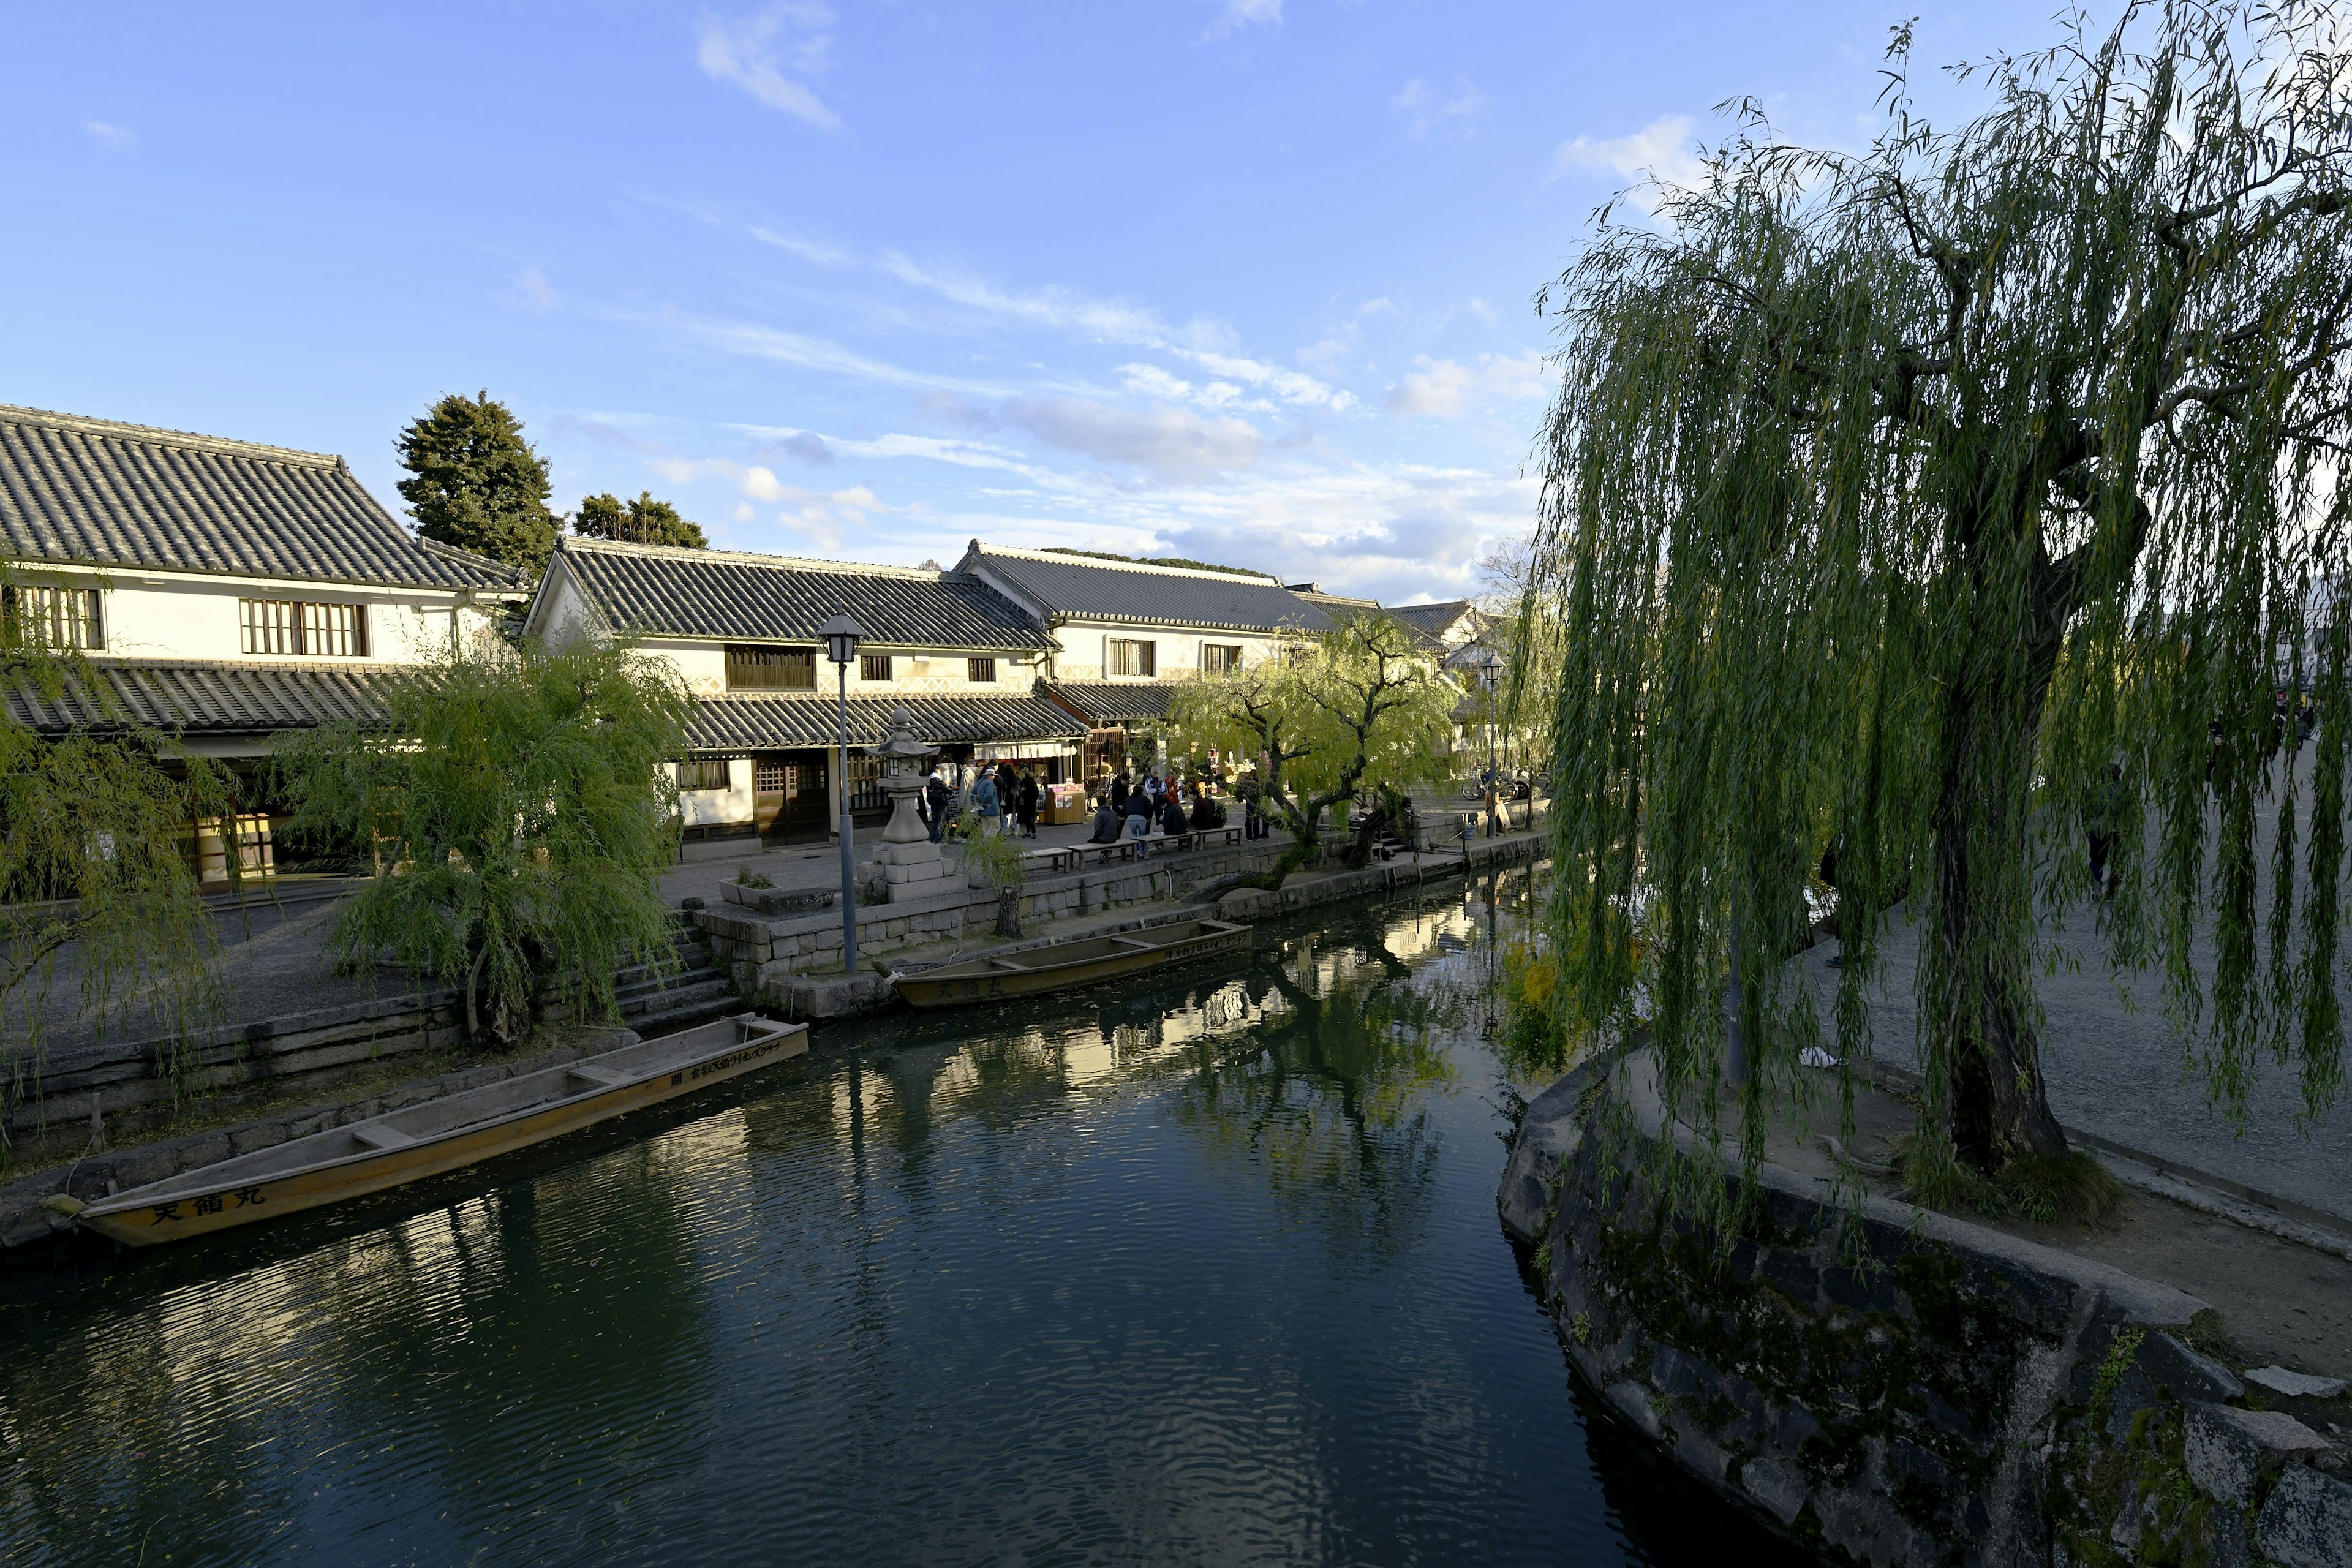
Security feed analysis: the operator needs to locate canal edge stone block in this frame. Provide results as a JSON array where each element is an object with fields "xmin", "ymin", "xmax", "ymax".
[
  {"xmin": 1497, "ymin": 1047, "xmax": 2352, "ymax": 1568},
  {"xmin": 2256, "ymin": 1463, "xmax": 2352, "ymax": 1568}
]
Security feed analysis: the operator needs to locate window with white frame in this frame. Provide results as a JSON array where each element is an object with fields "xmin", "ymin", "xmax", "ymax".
[
  {"xmin": 678, "ymin": 758, "xmax": 734, "ymax": 792},
  {"xmin": 1108, "ymin": 638, "xmax": 1156, "ymax": 677},
  {"xmin": 1201, "ymin": 643, "xmax": 1242, "ymax": 676},
  {"xmin": 860, "ymin": 652, "xmax": 894, "ymax": 682},
  {"xmin": 967, "ymin": 657, "xmax": 998, "ymax": 683}
]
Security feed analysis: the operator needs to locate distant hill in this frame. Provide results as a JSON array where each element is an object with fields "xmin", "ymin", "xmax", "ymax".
[{"xmin": 1044, "ymin": 546, "xmax": 1268, "ymax": 579}]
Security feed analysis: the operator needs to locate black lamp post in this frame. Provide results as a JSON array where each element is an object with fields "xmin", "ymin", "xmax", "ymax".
[
  {"xmin": 820, "ymin": 612, "xmax": 869, "ymax": 977},
  {"xmin": 1480, "ymin": 651, "xmax": 1504, "ymax": 837}
]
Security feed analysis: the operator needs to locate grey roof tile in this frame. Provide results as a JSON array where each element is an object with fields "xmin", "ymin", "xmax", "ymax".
[
  {"xmin": 0, "ymin": 405, "xmax": 522, "ymax": 590},
  {"xmin": 689, "ymin": 690, "xmax": 1085, "ymax": 752},
  {"xmin": 1044, "ymin": 682, "xmax": 1177, "ymax": 725},
  {"xmin": 962, "ymin": 544, "xmax": 1334, "ymax": 634},
  {"xmin": 7, "ymin": 658, "xmax": 400, "ymax": 735},
  {"xmin": 555, "ymin": 537, "xmax": 1051, "ymax": 651}
]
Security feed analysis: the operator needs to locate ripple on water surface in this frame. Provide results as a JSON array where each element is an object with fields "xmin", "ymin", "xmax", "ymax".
[{"xmin": 0, "ymin": 886, "xmax": 1808, "ymax": 1566}]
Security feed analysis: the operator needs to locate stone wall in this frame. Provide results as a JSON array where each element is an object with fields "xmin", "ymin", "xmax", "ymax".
[
  {"xmin": 2, "ymin": 990, "xmax": 469, "ymax": 1167},
  {"xmin": 708, "ymin": 827, "xmax": 1552, "ymax": 1021},
  {"xmin": 1498, "ymin": 1052, "xmax": 2352, "ymax": 1568},
  {"xmin": 0, "ymin": 1024, "xmax": 638, "ymax": 1255}
]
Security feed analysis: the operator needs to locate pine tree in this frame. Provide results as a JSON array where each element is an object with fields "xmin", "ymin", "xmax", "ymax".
[
  {"xmin": 573, "ymin": 491, "xmax": 709, "ymax": 549},
  {"xmin": 395, "ymin": 392, "xmax": 558, "ymax": 570}
]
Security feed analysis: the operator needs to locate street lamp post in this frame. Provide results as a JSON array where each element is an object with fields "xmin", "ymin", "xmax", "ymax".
[
  {"xmin": 1480, "ymin": 651, "xmax": 1504, "ymax": 837},
  {"xmin": 820, "ymin": 613, "xmax": 869, "ymax": 977}
]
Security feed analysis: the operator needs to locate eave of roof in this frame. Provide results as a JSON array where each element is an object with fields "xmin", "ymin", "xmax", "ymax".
[
  {"xmin": 6, "ymin": 658, "xmax": 403, "ymax": 735},
  {"xmin": 1044, "ymin": 681, "xmax": 1178, "ymax": 725},
  {"xmin": 0, "ymin": 404, "xmax": 522, "ymax": 592},
  {"xmin": 687, "ymin": 689, "xmax": 1087, "ymax": 752},
  {"xmin": 960, "ymin": 541, "xmax": 1332, "ymax": 636},
  {"xmin": 549, "ymin": 536, "xmax": 1053, "ymax": 652}
]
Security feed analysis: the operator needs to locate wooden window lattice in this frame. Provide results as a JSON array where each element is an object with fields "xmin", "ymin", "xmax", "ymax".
[{"xmin": 239, "ymin": 598, "xmax": 367, "ymax": 657}]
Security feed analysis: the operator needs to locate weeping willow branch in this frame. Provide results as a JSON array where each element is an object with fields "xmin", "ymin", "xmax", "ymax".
[{"xmin": 1532, "ymin": 0, "xmax": 2352, "ymax": 1210}]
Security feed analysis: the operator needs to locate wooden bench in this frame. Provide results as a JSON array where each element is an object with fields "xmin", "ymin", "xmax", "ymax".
[
  {"xmin": 1030, "ymin": 824, "xmax": 1244, "ymax": 874},
  {"xmin": 1139, "ymin": 824, "xmax": 1243, "ymax": 856}
]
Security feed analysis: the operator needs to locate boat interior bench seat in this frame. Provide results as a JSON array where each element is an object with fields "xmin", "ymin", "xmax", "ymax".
[
  {"xmin": 349, "ymin": 1124, "xmax": 416, "ymax": 1151},
  {"xmin": 568, "ymin": 1065, "xmax": 630, "ymax": 1091}
]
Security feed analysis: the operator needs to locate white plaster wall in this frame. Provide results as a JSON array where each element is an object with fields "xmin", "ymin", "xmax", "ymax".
[
  {"xmin": 1049, "ymin": 619, "xmax": 1281, "ymax": 683},
  {"xmin": 645, "ymin": 637, "xmax": 1040, "ymax": 698},
  {"xmin": 673, "ymin": 758, "xmax": 754, "ymax": 826},
  {"xmin": 31, "ymin": 567, "xmax": 499, "ymax": 666}
]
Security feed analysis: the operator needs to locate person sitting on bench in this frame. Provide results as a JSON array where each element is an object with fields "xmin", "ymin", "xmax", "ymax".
[
  {"xmin": 1189, "ymin": 789, "xmax": 1218, "ymax": 832},
  {"xmin": 1088, "ymin": 796, "xmax": 1121, "ymax": 843},
  {"xmin": 1158, "ymin": 793, "xmax": 1189, "ymax": 839}
]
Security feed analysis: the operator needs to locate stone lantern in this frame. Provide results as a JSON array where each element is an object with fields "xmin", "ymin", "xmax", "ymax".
[{"xmin": 866, "ymin": 705, "xmax": 959, "ymax": 902}]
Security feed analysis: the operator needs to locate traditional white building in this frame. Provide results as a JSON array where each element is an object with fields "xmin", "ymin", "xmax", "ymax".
[
  {"xmin": 524, "ymin": 536, "xmax": 1084, "ymax": 850},
  {"xmin": 0, "ymin": 404, "xmax": 524, "ymax": 759},
  {"xmin": 952, "ymin": 541, "xmax": 1338, "ymax": 774}
]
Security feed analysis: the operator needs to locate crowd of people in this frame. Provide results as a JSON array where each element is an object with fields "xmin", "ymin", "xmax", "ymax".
[{"xmin": 910, "ymin": 748, "xmax": 1280, "ymax": 849}]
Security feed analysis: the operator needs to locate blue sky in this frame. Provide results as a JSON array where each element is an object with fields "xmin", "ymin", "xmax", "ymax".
[{"xmin": 4, "ymin": 1, "xmax": 2060, "ymax": 603}]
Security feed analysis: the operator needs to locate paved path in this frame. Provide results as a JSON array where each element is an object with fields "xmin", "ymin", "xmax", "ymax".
[{"xmin": 1804, "ymin": 911, "xmax": 2351, "ymax": 1226}]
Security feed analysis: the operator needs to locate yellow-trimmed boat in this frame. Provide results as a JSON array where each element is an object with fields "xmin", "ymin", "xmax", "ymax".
[
  {"xmin": 891, "ymin": 918, "xmax": 1250, "ymax": 1009},
  {"xmin": 51, "ymin": 1012, "xmax": 807, "ymax": 1247}
]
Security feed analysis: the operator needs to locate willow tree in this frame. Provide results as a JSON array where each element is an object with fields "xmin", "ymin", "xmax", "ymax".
[
  {"xmin": 2, "ymin": 564, "xmax": 240, "ymax": 1141},
  {"xmin": 1534, "ymin": 2, "xmax": 2352, "ymax": 1200},
  {"xmin": 1168, "ymin": 611, "xmax": 1455, "ymax": 891},
  {"xmin": 271, "ymin": 638, "xmax": 691, "ymax": 1044}
]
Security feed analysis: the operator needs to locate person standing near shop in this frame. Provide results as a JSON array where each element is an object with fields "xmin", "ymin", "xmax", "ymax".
[
  {"xmin": 1017, "ymin": 767, "xmax": 1040, "ymax": 839},
  {"xmin": 972, "ymin": 765, "xmax": 1001, "ymax": 835},
  {"xmin": 924, "ymin": 766, "xmax": 952, "ymax": 844}
]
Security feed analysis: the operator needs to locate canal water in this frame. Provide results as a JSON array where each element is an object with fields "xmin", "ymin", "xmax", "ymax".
[{"xmin": 0, "ymin": 880, "xmax": 1806, "ymax": 1566}]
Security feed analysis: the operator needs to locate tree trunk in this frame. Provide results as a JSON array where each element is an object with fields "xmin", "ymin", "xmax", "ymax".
[{"xmin": 1931, "ymin": 677, "xmax": 2070, "ymax": 1169}]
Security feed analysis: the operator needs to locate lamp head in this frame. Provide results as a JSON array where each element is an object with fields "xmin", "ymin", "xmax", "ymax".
[{"xmin": 818, "ymin": 612, "xmax": 867, "ymax": 667}]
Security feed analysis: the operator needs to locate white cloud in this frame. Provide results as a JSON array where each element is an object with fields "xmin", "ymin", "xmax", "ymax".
[
  {"xmin": 747, "ymin": 225, "xmax": 853, "ymax": 266},
  {"xmin": 877, "ymin": 254, "xmax": 1351, "ymax": 410},
  {"xmin": 1392, "ymin": 78, "xmax": 1485, "ymax": 140},
  {"xmin": 1119, "ymin": 363, "xmax": 1194, "ymax": 401},
  {"xmin": 1001, "ymin": 398, "xmax": 1261, "ymax": 480},
  {"xmin": 1386, "ymin": 352, "xmax": 1549, "ymax": 418},
  {"xmin": 739, "ymin": 464, "xmax": 787, "ymax": 502},
  {"xmin": 772, "ymin": 484, "xmax": 883, "ymax": 553},
  {"xmin": 82, "ymin": 119, "xmax": 134, "ymax": 150},
  {"xmin": 1553, "ymin": 113, "xmax": 1706, "ymax": 197},
  {"xmin": 657, "ymin": 309, "xmax": 1014, "ymax": 397},
  {"xmin": 733, "ymin": 502, "xmax": 756, "ymax": 522},
  {"xmin": 503, "ymin": 267, "xmax": 559, "ymax": 314},
  {"xmin": 1205, "ymin": 0, "xmax": 1282, "ymax": 40},
  {"xmin": 696, "ymin": 4, "xmax": 840, "ymax": 131}
]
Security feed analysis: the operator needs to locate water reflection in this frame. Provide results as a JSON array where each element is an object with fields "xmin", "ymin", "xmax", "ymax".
[{"xmin": 0, "ymin": 876, "xmax": 1801, "ymax": 1567}]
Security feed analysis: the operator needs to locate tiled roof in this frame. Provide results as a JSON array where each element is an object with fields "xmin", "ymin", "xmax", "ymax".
[
  {"xmin": 1391, "ymin": 600, "xmax": 1476, "ymax": 639},
  {"xmin": 959, "ymin": 542, "xmax": 1333, "ymax": 635},
  {"xmin": 688, "ymin": 690, "xmax": 1087, "ymax": 752},
  {"xmin": 1045, "ymin": 682, "xmax": 1177, "ymax": 725},
  {"xmin": 552, "ymin": 537, "xmax": 1050, "ymax": 651},
  {"xmin": 0, "ymin": 405, "xmax": 522, "ymax": 590},
  {"xmin": 7, "ymin": 658, "xmax": 399, "ymax": 735}
]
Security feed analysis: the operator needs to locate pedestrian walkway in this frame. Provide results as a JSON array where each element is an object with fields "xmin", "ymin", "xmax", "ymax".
[{"xmin": 1803, "ymin": 911, "xmax": 2351, "ymax": 1226}]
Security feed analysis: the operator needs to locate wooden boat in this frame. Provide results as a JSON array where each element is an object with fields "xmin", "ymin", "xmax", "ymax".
[
  {"xmin": 50, "ymin": 1012, "xmax": 808, "ymax": 1248},
  {"xmin": 891, "ymin": 918, "xmax": 1250, "ymax": 1009}
]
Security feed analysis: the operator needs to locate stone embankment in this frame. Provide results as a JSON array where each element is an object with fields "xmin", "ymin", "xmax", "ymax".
[
  {"xmin": 0, "ymin": 922, "xmax": 726, "ymax": 1168},
  {"xmin": 1499, "ymin": 1050, "xmax": 2352, "ymax": 1568},
  {"xmin": 703, "ymin": 815, "xmax": 1547, "ymax": 1021},
  {"xmin": 0, "ymin": 1024, "xmax": 639, "ymax": 1256}
]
